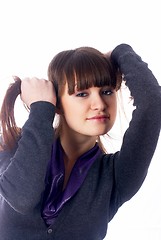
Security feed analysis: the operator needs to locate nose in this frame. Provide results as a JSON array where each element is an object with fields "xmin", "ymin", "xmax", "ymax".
[{"xmin": 90, "ymin": 93, "xmax": 106, "ymax": 111}]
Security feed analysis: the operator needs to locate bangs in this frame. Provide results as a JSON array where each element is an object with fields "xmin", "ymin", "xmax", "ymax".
[
  {"xmin": 48, "ymin": 47, "xmax": 118, "ymax": 99},
  {"xmin": 64, "ymin": 47, "xmax": 117, "ymax": 95}
]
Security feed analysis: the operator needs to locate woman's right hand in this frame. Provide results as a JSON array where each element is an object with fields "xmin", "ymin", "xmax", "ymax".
[{"xmin": 20, "ymin": 77, "xmax": 56, "ymax": 108}]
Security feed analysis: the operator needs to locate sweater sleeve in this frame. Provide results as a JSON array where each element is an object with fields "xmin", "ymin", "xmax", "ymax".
[
  {"xmin": 111, "ymin": 44, "xmax": 161, "ymax": 203},
  {"xmin": 0, "ymin": 101, "xmax": 55, "ymax": 214}
]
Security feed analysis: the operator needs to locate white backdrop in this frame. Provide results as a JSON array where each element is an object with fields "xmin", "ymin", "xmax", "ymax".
[{"xmin": 0, "ymin": 0, "xmax": 161, "ymax": 239}]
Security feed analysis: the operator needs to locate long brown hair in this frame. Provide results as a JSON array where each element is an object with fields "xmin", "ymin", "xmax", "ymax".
[{"xmin": 0, "ymin": 76, "xmax": 21, "ymax": 150}]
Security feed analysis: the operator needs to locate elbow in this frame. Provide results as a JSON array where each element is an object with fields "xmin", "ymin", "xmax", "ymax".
[{"xmin": 7, "ymin": 194, "xmax": 42, "ymax": 215}]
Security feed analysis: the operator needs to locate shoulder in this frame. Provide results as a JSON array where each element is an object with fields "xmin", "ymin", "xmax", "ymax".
[{"xmin": 91, "ymin": 152, "xmax": 119, "ymax": 174}]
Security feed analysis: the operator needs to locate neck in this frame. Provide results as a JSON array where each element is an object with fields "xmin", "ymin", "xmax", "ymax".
[
  {"xmin": 59, "ymin": 130, "xmax": 97, "ymax": 191},
  {"xmin": 60, "ymin": 131, "xmax": 97, "ymax": 164}
]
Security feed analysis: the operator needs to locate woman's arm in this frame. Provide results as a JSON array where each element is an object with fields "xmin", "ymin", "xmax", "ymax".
[
  {"xmin": 0, "ymin": 78, "xmax": 56, "ymax": 214},
  {"xmin": 111, "ymin": 44, "xmax": 161, "ymax": 203}
]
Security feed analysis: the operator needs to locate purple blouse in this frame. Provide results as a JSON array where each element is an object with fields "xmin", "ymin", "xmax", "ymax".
[{"xmin": 41, "ymin": 138, "xmax": 102, "ymax": 226}]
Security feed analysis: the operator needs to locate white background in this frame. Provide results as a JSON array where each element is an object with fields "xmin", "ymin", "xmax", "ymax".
[{"xmin": 0, "ymin": 0, "xmax": 161, "ymax": 239}]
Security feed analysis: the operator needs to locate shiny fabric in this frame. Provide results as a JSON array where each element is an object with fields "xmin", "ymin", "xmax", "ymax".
[{"xmin": 42, "ymin": 138, "xmax": 102, "ymax": 226}]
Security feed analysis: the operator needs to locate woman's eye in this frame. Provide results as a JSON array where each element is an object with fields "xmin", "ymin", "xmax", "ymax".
[
  {"xmin": 76, "ymin": 92, "xmax": 88, "ymax": 97},
  {"xmin": 102, "ymin": 90, "xmax": 113, "ymax": 95}
]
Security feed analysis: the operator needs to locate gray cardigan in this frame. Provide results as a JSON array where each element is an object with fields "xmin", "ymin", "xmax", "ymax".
[{"xmin": 0, "ymin": 44, "xmax": 161, "ymax": 240}]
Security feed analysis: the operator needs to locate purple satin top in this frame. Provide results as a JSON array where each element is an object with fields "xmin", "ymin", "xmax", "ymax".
[{"xmin": 41, "ymin": 138, "xmax": 102, "ymax": 226}]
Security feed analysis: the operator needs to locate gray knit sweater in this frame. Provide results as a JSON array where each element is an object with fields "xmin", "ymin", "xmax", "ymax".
[{"xmin": 0, "ymin": 44, "xmax": 161, "ymax": 240}]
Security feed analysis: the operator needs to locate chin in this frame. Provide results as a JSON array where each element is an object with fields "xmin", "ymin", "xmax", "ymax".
[
  {"xmin": 92, "ymin": 130, "xmax": 109, "ymax": 136},
  {"xmin": 97, "ymin": 128, "xmax": 112, "ymax": 136}
]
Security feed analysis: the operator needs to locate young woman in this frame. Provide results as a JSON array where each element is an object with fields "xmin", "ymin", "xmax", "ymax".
[{"xmin": 0, "ymin": 44, "xmax": 161, "ymax": 240}]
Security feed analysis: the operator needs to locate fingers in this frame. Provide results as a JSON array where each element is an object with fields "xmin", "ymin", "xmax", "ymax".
[{"xmin": 20, "ymin": 77, "xmax": 56, "ymax": 107}]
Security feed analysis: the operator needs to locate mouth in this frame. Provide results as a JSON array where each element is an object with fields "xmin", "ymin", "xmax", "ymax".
[{"xmin": 86, "ymin": 115, "xmax": 110, "ymax": 121}]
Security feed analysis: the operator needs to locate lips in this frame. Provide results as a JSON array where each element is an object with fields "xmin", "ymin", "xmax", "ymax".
[{"xmin": 86, "ymin": 115, "xmax": 109, "ymax": 120}]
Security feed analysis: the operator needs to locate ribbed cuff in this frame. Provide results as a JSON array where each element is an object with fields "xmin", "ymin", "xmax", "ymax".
[
  {"xmin": 29, "ymin": 101, "xmax": 55, "ymax": 123},
  {"xmin": 111, "ymin": 44, "xmax": 134, "ymax": 66}
]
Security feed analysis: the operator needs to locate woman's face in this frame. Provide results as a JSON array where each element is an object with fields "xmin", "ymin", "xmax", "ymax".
[{"xmin": 59, "ymin": 83, "xmax": 117, "ymax": 138}]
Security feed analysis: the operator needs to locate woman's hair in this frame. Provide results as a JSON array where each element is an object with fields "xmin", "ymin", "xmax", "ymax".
[
  {"xmin": 48, "ymin": 47, "xmax": 121, "ymax": 106},
  {"xmin": 0, "ymin": 77, "xmax": 21, "ymax": 150},
  {"xmin": 0, "ymin": 47, "xmax": 122, "ymax": 151}
]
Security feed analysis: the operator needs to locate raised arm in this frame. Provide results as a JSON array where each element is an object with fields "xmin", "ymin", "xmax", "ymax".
[
  {"xmin": 0, "ymin": 78, "xmax": 56, "ymax": 213},
  {"xmin": 111, "ymin": 44, "xmax": 161, "ymax": 202}
]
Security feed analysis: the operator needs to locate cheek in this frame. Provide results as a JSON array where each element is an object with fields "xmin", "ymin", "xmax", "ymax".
[
  {"xmin": 60, "ymin": 100, "xmax": 80, "ymax": 122},
  {"xmin": 109, "ymin": 98, "xmax": 117, "ymax": 120}
]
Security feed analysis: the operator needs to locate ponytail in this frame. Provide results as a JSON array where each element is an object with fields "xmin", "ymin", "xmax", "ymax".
[{"xmin": 0, "ymin": 76, "xmax": 22, "ymax": 151}]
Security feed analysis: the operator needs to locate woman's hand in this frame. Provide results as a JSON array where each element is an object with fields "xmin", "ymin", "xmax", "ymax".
[{"xmin": 20, "ymin": 77, "xmax": 56, "ymax": 107}]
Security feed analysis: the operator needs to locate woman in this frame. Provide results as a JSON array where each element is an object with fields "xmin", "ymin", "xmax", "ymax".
[{"xmin": 0, "ymin": 44, "xmax": 161, "ymax": 240}]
